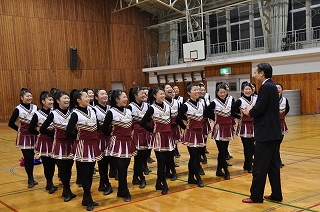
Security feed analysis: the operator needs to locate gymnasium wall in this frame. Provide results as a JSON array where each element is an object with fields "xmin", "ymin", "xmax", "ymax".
[
  {"xmin": 204, "ymin": 61, "xmax": 320, "ymax": 114},
  {"xmin": 0, "ymin": 0, "xmax": 156, "ymax": 123}
]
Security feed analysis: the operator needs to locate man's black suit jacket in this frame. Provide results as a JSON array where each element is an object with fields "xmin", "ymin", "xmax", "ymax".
[{"xmin": 249, "ymin": 79, "xmax": 282, "ymax": 142}]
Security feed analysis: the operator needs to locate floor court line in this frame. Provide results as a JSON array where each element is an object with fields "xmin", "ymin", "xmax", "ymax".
[{"xmin": 0, "ymin": 200, "xmax": 18, "ymax": 212}]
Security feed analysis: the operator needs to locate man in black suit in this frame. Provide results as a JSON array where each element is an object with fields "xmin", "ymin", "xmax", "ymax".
[{"xmin": 242, "ymin": 63, "xmax": 283, "ymax": 203}]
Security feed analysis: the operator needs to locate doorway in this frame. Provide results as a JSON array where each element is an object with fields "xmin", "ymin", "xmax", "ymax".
[{"xmin": 111, "ymin": 82, "xmax": 123, "ymax": 90}]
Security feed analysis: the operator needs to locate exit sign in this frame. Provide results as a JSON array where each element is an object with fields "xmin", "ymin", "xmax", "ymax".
[{"xmin": 220, "ymin": 67, "xmax": 231, "ymax": 75}]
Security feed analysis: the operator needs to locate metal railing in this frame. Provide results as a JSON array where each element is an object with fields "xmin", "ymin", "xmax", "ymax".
[{"xmin": 143, "ymin": 26, "xmax": 320, "ymax": 68}]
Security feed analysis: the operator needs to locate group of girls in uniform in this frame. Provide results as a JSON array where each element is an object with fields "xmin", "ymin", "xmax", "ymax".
[{"xmin": 8, "ymin": 81, "xmax": 289, "ymax": 210}]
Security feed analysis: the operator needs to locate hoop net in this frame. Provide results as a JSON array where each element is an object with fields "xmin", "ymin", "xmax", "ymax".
[{"xmin": 184, "ymin": 58, "xmax": 196, "ymax": 67}]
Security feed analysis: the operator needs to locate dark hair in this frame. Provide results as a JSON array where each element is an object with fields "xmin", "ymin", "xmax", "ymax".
[
  {"xmin": 275, "ymin": 83, "xmax": 283, "ymax": 90},
  {"xmin": 275, "ymin": 83, "xmax": 283, "ymax": 97},
  {"xmin": 93, "ymin": 88, "xmax": 105, "ymax": 105},
  {"xmin": 70, "ymin": 89, "xmax": 85, "ymax": 109},
  {"xmin": 129, "ymin": 86, "xmax": 144, "ymax": 102},
  {"xmin": 240, "ymin": 82, "xmax": 253, "ymax": 96},
  {"xmin": 257, "ymin": 62, "xmax": 273, "ymax": 78},
  {"xmin": 20, "ymin": 88, "xmax": 31, "ymax": 97},
  {"xmin": 216, "ymin": 84, "xmax": 227, "ymax": 93},
  {"xmin": 49, "ymin": 88, "xmax": 60, "ymax": 100},
  {"xmin": 148, "ymin": 86, "xmax": 164, "ymax": 104},
  {"xmin": 241, "ymin": 81, "xmax": 253, "ymax": 90},
  {"xmin": 215, "ymin": 81, "xmax": 224, "ymax": 88},
  {"xmin": 186, "ymin": 82, "xmax": 199, "ymax": 93},
  {"xmin": 250, "ymin": 82, "xmax": 256, "ymax": 89},
  {"xmin": 39, "ymin": 91, "xmax": 53, "ymax": 106},
  {"xmin": 83, "ymin": 88, "xmax": 93, "ymax": 93},
  {"xmin": 107, "ymin": 90, "xmax": 113, "ymax": 101},
  {"xmin": 198, "ymin": 82, "xmax": 205, "ymax": 87},
  {"xmin": 53, "ymin": 91, "xmax": 69, "ymax": 109},
  {"xmin": 20, "ymin": 88, "xmax": 32, "ymax": 103},
  {"xmin": 109, "ymin": 89, "xmax": 124, "ymax": 107},
  {"xmin": 250, "ymin": 82, "xmax": 258, "ymax": 95}
]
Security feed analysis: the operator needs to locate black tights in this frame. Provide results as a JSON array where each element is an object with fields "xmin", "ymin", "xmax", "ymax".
[
  {"xmin": 215, "ymin": 140, "xmax": 229, "ymax": 169},
  {"xmin": 165, "ymin": 150, "xmax": 176, "ymax": 175},
  {"xmin": 40, "ymin": 156, "xmax": 56, "ymax": 184},
  {"xmin": 241, "ymin": 137, "xmax": 255, "ymax": 170},
  {"xmin": 199, "ymin": 146, "xmax": 206, "ymax": 158},
  {"xmin": 113, "ymin": 157, "xmax": 131, "ymax": 193},
  {"xmin": 134, "ymin": 150, "xmax": 148, "ymax": 179},
  {"xmin": 155, "ymin": 151, "xmax": 171, "ymax": 182},
  {"xmin": 21, "ymin": 149, "xmax": 34, "ymax": 179},
  {"xmin": 187, "ymin": 147, "xmax": 201, "ymax": 180},
  {"xmin": 76, "ymin": 161, "xmax": 81, "ymax": 183},
  {"xmin": 110, "ymin": 157, "xmax": 117, "ymax": 173},
  {"xmin": 55, "ymin": 159, "xmax": 74, "ymax": 194},
  {"xmin": 77, "ymin": 162, "xmax": 95, "ymax": 197},
  {"xmin": 98, "ymin": 156, "xmax": 112, "ymax": 186}
]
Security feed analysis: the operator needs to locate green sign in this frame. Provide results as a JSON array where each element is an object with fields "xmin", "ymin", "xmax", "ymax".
[{"xmin": 220, "ymin": 67, "xmax": 231, "ymax": 75}]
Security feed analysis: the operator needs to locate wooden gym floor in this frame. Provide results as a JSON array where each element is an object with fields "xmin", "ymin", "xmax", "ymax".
[{"xmin": 0, "ymin": 115, "xmax": 319, "ymax": 212}]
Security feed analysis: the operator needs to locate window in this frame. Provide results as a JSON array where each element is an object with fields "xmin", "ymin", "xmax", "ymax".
[
  {"xmin": 293, "ymin": 0, "xmax": 305, "ymax": 9},
  {"xmin": 217, "ymin": 12, "xmax": 226, "ymax": 26},
  {"xmin": 209, "ymin": 14, "xmax": 217, "ymax": 28},
  {"xmin": 230, "ymin": 8, "xmax": 239, "ymax": 23},
  {"xmin": 253, "ymin": 3, "xmax": 260, "ymax": 18},
  {"xmin": 312, "ymin": 0, "xmax": 320, "ymax": 4},
  {"xmin": 239, "ymin": 5, "xmax": 249, "ymax": 21},
  {"xmin": 231, "ymin": 25, "xmax": 239, "ymax": 51}
]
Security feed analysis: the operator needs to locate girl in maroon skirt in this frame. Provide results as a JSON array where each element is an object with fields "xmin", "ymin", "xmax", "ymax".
[
  {"xmin": 141, "ymin": 87, "xmax": 174, "ymax": 195},
  {"xmin": 199, "ymin": 83, "xmax": 211, "ymax": 165},
  {"xmin": 276, "ymin": 83, "xmax": 290, "ymax": 168},
  {"xmin": 28, "ymin": 91, "xmax": 58, "ymax": 193},
  {"xmin": 231, "ymin": 82, "xmax": 257, "ymax": 173},
  {"xmin": 163, "ymin": 84, "xmax": 179, "ymax": 181},
  {"xmin": 8, "ymin": 88, "xmax": 38, "ymax": 188},
  {"xmin": 103, "ymin": 89, "xmax": 137, "ymax": 202},
  {"xmin": 66, "ymin": 90, "xmax": 102, "ymax": 211},
  {"xmin": 176, "ymin": 83, "xmax": 209, "ymax": 187},
  {"xmin": 94, "ymin": 88, "xmax": 113, "ymax": 195},
  {"xmin": 127, "ymin": 86, "xmax": 150, "ymax": 188},
  {"xmin": 204, "ymin": 83, "xmax": 235, "ymax": 180},
  {"xmin": 40, "ymin": 91, "xmax": 75, "ymax": 202},
  {"xmin": 172, "ymin": 84, "xmax": 183, "ymax": 158}
]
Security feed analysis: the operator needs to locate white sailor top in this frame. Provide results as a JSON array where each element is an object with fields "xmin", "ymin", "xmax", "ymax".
[
  {"xmin": 73, "ymin": 107, "xmax": 98, "ymax": 140},
  {"xmin": 16, "ymin": 104, "xmax": 37, "ymax": 134},
  {"xmin": 204, "ymin": 93, "xmax": 211, "ymax": 106},
  {"xmin": 151, "ymin": 103, "xmax": 171, "ymax": 133},
  {"xmin": 239, "ymin": 96, "xmax": 257, "ymax": 122},
  {"xmin": 35, "ymin": 109, "xmax": 54, "ymax": 131},
  {"xmin": 52, "ymin": 109, "xmax": 72, "ymax": 139},
  {"xmin": 279, "ymin": 96, "xmax": 288, "ymax": 134},
  {"xmin": 164, "ymin": 98, "xmax": 179, "ymax": 124},
  {"xmin": 110, "ymin": 108, "xmax": 133, "ymax": 138},
  {"xmin": 213, "ymin": 96, "xmax": 233, "ymax": 124},
  {"xmin": 184, "ymin": 99, "xmax": 205, "ymax": 131},
  {"xmin": 279, "ymin": 97, "xmax": 287, "ymax": 119},
  {"xmin": 94, "ymin": 104, "xmax": 111, "ymax": 135},
  {"xmin": 176, "ymin": 96, "xmax": 184, "ymax": 107},
  {"xmin": 95, "ymin": 104, "xmax": 111, "ymax": 126},
  {"xmin": 129, "ymin": 102, "xmax": 149, "ymax": 133}
]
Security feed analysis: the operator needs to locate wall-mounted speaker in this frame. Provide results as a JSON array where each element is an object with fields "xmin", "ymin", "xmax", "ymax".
[{"xmin": 70, "ymin": 46, "xmax": 77, "ymax": 70}]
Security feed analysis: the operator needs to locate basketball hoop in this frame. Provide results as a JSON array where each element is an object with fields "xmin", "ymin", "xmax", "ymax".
[{"xmin": 184, "ymin": 58, "xmax": 196, "ymax": 67}]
